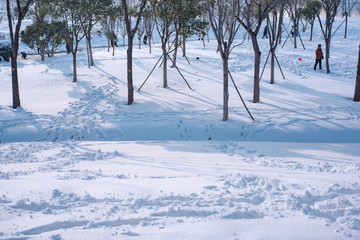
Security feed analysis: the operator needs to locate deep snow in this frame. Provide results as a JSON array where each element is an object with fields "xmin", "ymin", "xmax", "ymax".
[{"xmin": 0, "ymin": 16, "xmax": 360, "ymax": 240}]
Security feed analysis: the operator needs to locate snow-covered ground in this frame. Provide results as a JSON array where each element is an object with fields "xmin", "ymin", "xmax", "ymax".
[{"xmin": 0, "ymin": 17, "xmax": 360, "ymax": 239}]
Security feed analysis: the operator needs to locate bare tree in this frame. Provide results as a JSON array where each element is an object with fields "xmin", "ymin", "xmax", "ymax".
[
  {"xmin": 121, "ymin": 0, "xmax": 147, "ymax": 105},
  {"xmin": 79, "ymin": 0, "xmax": 113, "ymax": 67},
  {"xmin": 354, "ymin": 44, "xmax": 360, "ymax": 102},
  {"xmin": 150, "ymin": 0, "xmax": 177, "ymax": 88},
  {"xmin": 336, "ymin": 0, "xmax": 359, "ymax": 39},
  {"xmin": 203, "ymin": 13, "xmax": 211, "ymax": 44},
  {"xmin": 207, "ymin": 0, "xmax": 243, "ymax": 121},
  {"xmin": 0, "ymin": 1, "xmax": 6, "ymax": 24},
  {"xmin": 237, "ymin": 0, "xmax": 275, "ymax": 103},
  {"xmin": 118, "ymin": 16, "xmax": 127, "ymax": 46},
  {"xmin": 143, "ymin": 5, "xmax": 155, "ymax": 53},
  {"xmin": 266, "ymin": 0, "xmax": 286, "ymax": 84},
  {"xmin": 50, "ymin": 0, "xmax": 85, "ymax": 82},
  {"xmin": 6, "ymin": 0, "xmax": 33, "ymax": 109},
  {"xmin": 287, "ymin": 0, "xmax": 305, "ymax": 48},
  {"xmin": 317, "ymin": 0, "xmax": 341, "ymax": 73},
  {"xmin": 341, "ymin": 0, "xmax": 349, "ymax": 38},
  {"xmin": 137, "ymin": 18, "xmax": 145, "ymax": 49},
  {"xmin": 100, "ymin": 2, "xmax": 121, "ymax": 55}
]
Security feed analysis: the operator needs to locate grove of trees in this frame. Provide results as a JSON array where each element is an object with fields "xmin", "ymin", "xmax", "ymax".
[{"xmin": 3, "ymin": 0, "xmax": 359, "ymax": 120}]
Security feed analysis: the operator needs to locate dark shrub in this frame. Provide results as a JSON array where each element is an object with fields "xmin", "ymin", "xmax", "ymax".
[{"xmin": 0, "ymin": 41, "xmax": 11, "ymax": 62}]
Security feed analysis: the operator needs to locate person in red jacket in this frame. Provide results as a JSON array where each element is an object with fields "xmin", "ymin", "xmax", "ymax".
[{"xmin": 314, "ymin": 44, "xmax": 324, "ymax": 70}]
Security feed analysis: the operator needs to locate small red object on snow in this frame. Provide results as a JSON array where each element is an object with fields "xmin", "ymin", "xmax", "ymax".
[{"xmin": 298, "ymin": 58, "xmax": 302, "ymax": 61}]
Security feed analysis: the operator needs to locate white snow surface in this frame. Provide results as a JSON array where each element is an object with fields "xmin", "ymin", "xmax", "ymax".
[{"xmin": 0, "ymin": 17, "xmax": 360, "ymax": 239}]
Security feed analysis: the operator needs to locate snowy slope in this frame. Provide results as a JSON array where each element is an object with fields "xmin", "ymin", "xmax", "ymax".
[{"xmin": 0, "ymin": 17, "xmax": 360, "ymax": 240}]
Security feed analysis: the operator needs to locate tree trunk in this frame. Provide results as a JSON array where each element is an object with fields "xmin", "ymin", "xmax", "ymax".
[
  {"xmin": 270, "ymin": 48, "xmax": 275, "ymax": 84},
  {"xmin": 6, "ymin": 0, "xmax": 32, "ymax": 109},
  {"xmin": 354, "ymin": 45, "xmax": 360, "ymax": 102},
  {"xmin": 40, "ymin": 42, "xmax": 45, "ymax": 61},
  {"xmin": 107, "ymin": 38, "xmax": 110, "ymax": 52},
  {"xmin": 171, "ymin": 31, "xmax": 179, "ymax": 68},
  {"xmin": 310, "ymin": 23, "xmax": 314, "ymax": 41},
  {"xmin": 278, "ymin": 25, "xmax": 282, "ymax": 44},
  {"xmin": 11, "ymin": 54, "xmax": 21, "ymax": 108},
  {"xmin": 182, "ymin": 37, "xmax": 186, "ymax": 58},
  {"xmin": 127, "ymin": 38, "xmax": 134, "ymax": 105},
  {"xmin": 72, "ymin": 52, "xmax": 77, "ymax": 82},
  {"xmin": 149, "ymin": 36, "xmax": 152, "ymax": 54},
  {"xmin": 123, "ymin": 36, "xmax": 126, "ymax": 46},
  {"xmin": 344, "ymin": 14, "xmax": 348, "ymax": 39},
  {"xmin": 202, "ymin": 32, "xmax": 205, "ymax": 47},
  {"xmin": 325, "ymin": 39, "xmax": 330, "ymax": 74},
  {"xmin": 252, "ymin": 37, "xmax": 261, "ymax": 103},
  {"xmin": 171, "ymin": 46, "xmax": 178, "ymax": 68},
  {"xmin": 162, "ymin": 44, "xmax": 168, "ymax": 88},
  {"xmin": 222, "ymin": 56, "xmax": 229, "ymax": 121},
  {"xmin": 87, "ymin": 36, "xmax": 94, "ymax": 66}
]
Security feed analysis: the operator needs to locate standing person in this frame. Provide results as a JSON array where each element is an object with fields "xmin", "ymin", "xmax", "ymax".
[
  {"xmin": 314, "ymin": 44, "xmax": 324, "ymax": 70},
  {"xmin": 143, "ymin": 35, "xmax": 148, "ymax": 45},
  {"xmin": 262, "ymin": 26, "xmax": 268, "ymax": 39},
  {"xmin": 111, "ymin": 31, "xmax": 118, "ymax": 47},
  {"xmin": 66, "ymin": 41, "xmax": 71, "ymax": 54}
]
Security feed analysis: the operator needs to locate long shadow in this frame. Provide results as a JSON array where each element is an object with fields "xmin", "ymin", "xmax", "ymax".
[
  {"xmin": 34, "ymin": 52, "xmax": 74, "ymax": 78},
  {"xmin": 0, "ymin": 107, "xmax": 46, "ymax": 143},
  {"xmin": 166, "ymin": 87, "xmax": 221, "ymax": 109},
  {"xmin": 92, "ymin": 62, "xmax": 127, "ymax": 88}
]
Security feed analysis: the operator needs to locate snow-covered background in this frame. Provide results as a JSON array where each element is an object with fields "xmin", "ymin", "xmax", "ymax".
[{"xmin": 0, "ymin": 16, "xmax": 360, "ymax": 240}]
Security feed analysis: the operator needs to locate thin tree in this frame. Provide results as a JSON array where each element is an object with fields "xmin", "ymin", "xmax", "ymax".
[
  {"xmin": 137, "ymin": 18, "xmax": 145, "ymax": 49},
  {"xmin": 170, "ymin": 0, "xmax": 204, "ymax": 67},
  {"xmin": 79, "ymin": 0, "xmax": 113, "ymax": 67},
  {"xmin": 299, "ymin": 0, "xmax": 321, "ymax": 41},
  {"xmin": 203, "ymin": 13, "xmax": 211, "ymax": 44},
  {"xmin": 101, "ymin": 6, "xmax": 120, "ymax": 52},
  {"xmin": 237, "ymin": 0, "xmax": 275, "ymax": 103},
  {"xmin": 354, "ymin": 44, "xmax": 360, "ymax": 102},
  {"xmin": 27, "ymin": 0, "xmax": 47, "ymax": 61},
  {"xmin": 207, "ymin": 0, "xmax": 243, "ymax": 121},
  {"xmin": 266, "ymin": 0, "xmax": 286, "ymax": 84},
  {"xmin": 317, "ymin": 0, "xmax": 341, "ymax": 74},
  {"xmin": 176, "ymin": 0, "xmax": 206, "ymax": 64},
  {"xmin": 118, "ymin": 15, "xmax": 127, "ymax": 46},
  {"xmin": 150, "ymin": 0, "xmax": 177, "ymax": 88},
  {"xmin": 333, "ymin": 0, "xmax": 358, "ymax": 39},
  {"xmin": 143, "ymin": 5, "xmax": 155, "ymax": 53},
  {"xmin": 341, "ymin": 0, "xmax": 349, "ymax": 39},
  {"xmin": 0, "ymin": 1, "xmax": 6, "ymax": 24},
  {"xmin": 287, "ymin": 0, "xmax": 305, "ymax": 49},
  {"xmin": 171, "ymin": 0, "xmax": 184, "ymax": 68},
  {"xmin": 6, "ymin": 0, "xmax": 33, "ymax": 109},
  {"xmin": 180, "ymin": 17, "xmax": 207, "ymax": 58},
  {"xmin": 121, "ymin": 0, "xmax": 147, "ymax": 105},
  {"xmin": 50, "ymin": 0, "xmax": 85, "ymax": 82}
]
